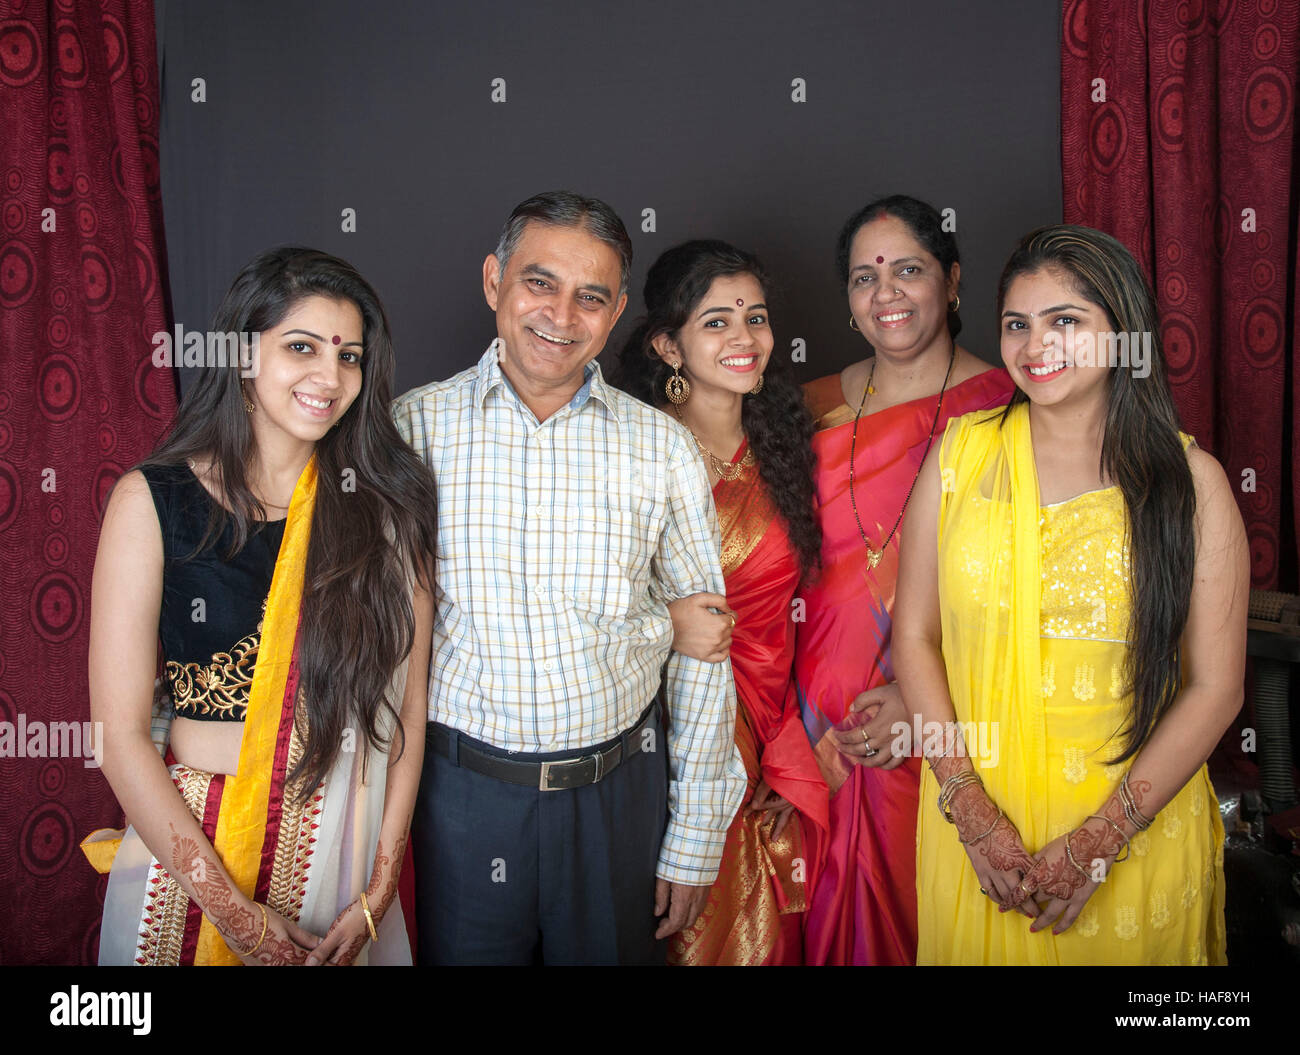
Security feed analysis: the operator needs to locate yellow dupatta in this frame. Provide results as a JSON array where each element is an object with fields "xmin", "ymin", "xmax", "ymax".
[
  {"xmin": 195, "ymin": 456, "xmax": 317, "ymax": 963},
  {"xmin": 919, "ymin": 404, "xmax": 1226, "ymax": 964},
  {"xmin": 934, "ymin": 402, "xmax": 1046, "ymax": 835},
  {"xmin": 84, "ymin": 457, "xmax": 318, "ymax": 964}
]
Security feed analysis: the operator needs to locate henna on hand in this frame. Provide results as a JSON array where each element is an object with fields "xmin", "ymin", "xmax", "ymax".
[
  {"xmin": 1026, "ymin": 844, "xmax": 1088, "ymax": 901},
  {"xmin": 257, "ymin": 930, "xmax": 310, "ymax": 966},
  {"xmin": 167, "ymin": 822, "xmax": 307, "ymax": 964},
  {"xmin": 979, "ymin": 813, "xmax": 1036, "ymax": 877},
  {"xmin": 928, "ymin": 747, "xmax": 1038, "ymax": 910},
  {"xmin": 926, "ymin": 728, "xmax": 974, "ymax": 786},
  {"xmin": 168, "ymin": 823, "xmax": 255, "ymax": 949},
  {"xmin": 1031, "ymin": 812, "xmax": 1126, "ymax": 903},
  {"xmin": 333, "ymin": 934, "xmax": 367, "ymax": 966},
  {"xmin": 366, "ymin": 831, "xmax": 408, "ymax": 922},
  {"xmin": 944, "ymin": 790, "xmax": 1036, "ymax": 908},
  {"xmin": 321, "ymin": 909, "xmax": 368, "ymax": 966}
]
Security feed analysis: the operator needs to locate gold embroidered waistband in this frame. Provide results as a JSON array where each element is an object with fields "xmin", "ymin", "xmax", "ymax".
[{"xmin": 165, "ymin": 628, "xmax": 260, "ymax": 721}]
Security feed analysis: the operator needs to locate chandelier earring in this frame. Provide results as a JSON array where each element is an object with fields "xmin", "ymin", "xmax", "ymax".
[{"xmin": 665, "ymin": 362, "xmax": 691, "ymax": 405}]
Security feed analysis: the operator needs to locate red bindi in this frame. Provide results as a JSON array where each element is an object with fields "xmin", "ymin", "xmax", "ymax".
[
  {"xmin": 736, "ymin": 299, "xmax": 744, "ymax": 306},
  {"xmin": 876, "ymin": 256, "xmax": 884, "ymax": 264},
  {"xmin": 331, "ymin": 335, "xmax": 341, "ymax": 345}
]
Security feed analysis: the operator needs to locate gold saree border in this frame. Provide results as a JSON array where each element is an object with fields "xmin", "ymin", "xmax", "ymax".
[{"xmin": 714, "ymin": 461, "xmax": 777, "ymax": 579}]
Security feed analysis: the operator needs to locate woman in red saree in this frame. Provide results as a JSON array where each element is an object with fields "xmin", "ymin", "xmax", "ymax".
[
  {"xmin": 794, "ymin": 196, "xmax": 1015, "ymax": 964},
  {"xmin": 613, "ymin": 240, "xmax": 828, "ymax": 964}
]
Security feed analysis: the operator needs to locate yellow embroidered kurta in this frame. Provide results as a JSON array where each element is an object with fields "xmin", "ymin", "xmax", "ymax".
[{"xmin": 916, "ymin": 405, "xmax": 1226, "ymax": 965}]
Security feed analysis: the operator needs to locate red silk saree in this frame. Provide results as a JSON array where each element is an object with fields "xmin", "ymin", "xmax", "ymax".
[
  {"xmin": 668, "ymin": 446, "xmax": 828, "ymax": 965},
  {"xmin": 794, "ymin": 368, "xmax": 1014, "ymax": 965}
]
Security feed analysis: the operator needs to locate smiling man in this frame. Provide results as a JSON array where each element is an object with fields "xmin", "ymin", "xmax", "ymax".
[{"xmin": 393, "ymin": 191, "xmax": 745, "ymax": 965}]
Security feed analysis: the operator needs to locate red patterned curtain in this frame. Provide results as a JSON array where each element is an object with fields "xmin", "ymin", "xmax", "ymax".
[
  {"xmin": 1061, "ymin": 0, "xmax": 1299, "ymax": 590},
  {"xmin": 0, "ymin": 1, "xmax": 175, "ymax": 963}
]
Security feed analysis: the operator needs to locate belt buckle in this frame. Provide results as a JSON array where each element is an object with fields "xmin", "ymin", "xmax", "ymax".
[{"xmin": 539, "ymin": 754, "xmax": 594, "ymax": 792}]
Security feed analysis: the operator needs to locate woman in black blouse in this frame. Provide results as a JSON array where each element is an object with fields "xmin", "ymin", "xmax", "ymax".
[{"xmin": 88, "ymin": 248, "xmax": 437, "ymax": 965}]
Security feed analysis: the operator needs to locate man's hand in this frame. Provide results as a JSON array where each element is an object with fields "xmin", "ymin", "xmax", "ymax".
[{"xmin": 653, "ymin": 878, "xmax": 711, "ymax": 939}]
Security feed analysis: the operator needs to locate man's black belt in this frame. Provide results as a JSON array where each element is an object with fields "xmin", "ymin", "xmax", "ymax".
[{"xmin": 427, "ymin": 705, "xmax": 656, "ymax": 792}]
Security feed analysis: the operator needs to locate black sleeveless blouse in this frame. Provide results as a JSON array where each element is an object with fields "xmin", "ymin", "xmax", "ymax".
[{"xmin": 141, "ymin": 463, "xmax": 286, "ymax": 721}]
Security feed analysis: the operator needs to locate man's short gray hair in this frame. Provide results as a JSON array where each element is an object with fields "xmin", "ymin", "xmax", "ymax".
[{"xmin": 494, "ymin": 191, "xmax": 633, "ymax": 297}]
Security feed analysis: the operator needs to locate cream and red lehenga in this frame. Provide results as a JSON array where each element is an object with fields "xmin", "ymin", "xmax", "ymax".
[{"xmin": 85, "ymin": 459, "xmax": 410, "ymax": 965}]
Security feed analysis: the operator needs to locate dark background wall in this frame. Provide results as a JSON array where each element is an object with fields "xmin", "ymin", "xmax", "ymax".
[{"xmin": 155, "ymin": 0, "xmax": 1062, "ymax": 396}]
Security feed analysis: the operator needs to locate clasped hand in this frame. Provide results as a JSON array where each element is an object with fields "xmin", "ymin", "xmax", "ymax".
[
  {"xmin": 961, "ymin": 805, "xmax": 1112, "ymax": 934},
  {"xmin": 305, "ymin": 897, "xmax": 379, "ymax": 966},
  {"xmin": 831, "ymin": 683, "xmax": 908, "ymax": 770}
]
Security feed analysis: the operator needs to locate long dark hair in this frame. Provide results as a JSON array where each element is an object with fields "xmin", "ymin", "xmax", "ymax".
[
  {"xmin": 140, "ymin": 247, "xmax": 438, "ymax": 796},
  {"xmin": 609, "ymin": 240, "xmax": 821, "ymax": 579},
  {"xmin": 997, "ymin": 225, "xmax": 1195, "ymax": 763},
  {"xmin": 835, "ymin": 194, "xmax": 963, "ymax": 338}
]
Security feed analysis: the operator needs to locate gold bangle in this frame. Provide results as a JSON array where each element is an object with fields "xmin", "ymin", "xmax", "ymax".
[
  {"xmin": 244, "ymin": 902, "xmax": 268, "ymax": 957},
  {"xmin": 1087, "ymin": 814, "xmax": 1131, "ymax": 862},
  {"xmin": 960, "ymin": 807, "xmax": 1002, "ymax": 845},
  {"xmin": 1119, "ymin": 773, "xmax": 1154, "ymax": 830},
  {"xmin": 938, "ymin": 770, "xmax": 982, "ymax": 822},
  {"xmin": 360, "ymin": 891, "xmax": 379, "ymax": 943},
  {"xmin": 1064, "ymin": 832, "xmax": 1092, "ymax": 882}
]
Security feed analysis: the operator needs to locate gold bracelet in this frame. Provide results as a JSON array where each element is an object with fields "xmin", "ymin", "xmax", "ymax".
[
  {"xmin": 1064, "ymin": 832, "xmax": 1092, "ymax": 882},
  {"xmin": 360, "ymin": 891, "xmax": 379, "ymax": 943},
  {"xmin": 1119, "ymin": 773, "xmax": 1154, "ymax": 831},
  {"xmin": 938, "ymin": 770, "xmax": 983, "ymax": 823},
  {"xmin": 244, "ymin": 902, "xmax": 268, "ymax": 957},
  {"xmin": 959, "ymin": 807, "xmax": 1002, "ymax": 845},
  {"xmin": 939, "ymin": 773, "xmax": 981, "ymax": 822},
  {"xmin": 1087, "ymin": 814, "xmax": 1131, "ymax": 862}
]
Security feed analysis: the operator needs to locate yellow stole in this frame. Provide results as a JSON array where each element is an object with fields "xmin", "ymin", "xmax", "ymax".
[{"xmin": 196, "ymin": 456, "xmax": 317, "ymax": 964}]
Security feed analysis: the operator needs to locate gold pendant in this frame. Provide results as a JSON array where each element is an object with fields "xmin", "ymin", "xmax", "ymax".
[{"xmin": 866, "ymin": 547, "xmax": 882, "ymax": 570}]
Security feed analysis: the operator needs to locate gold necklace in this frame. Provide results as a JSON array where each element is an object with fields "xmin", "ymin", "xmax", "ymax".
[
  {"xmin": 848, "ymin": 349, "xmax": 955, "ymax": 569},
  {"xmin": 671, "ymin": 405, "xmax": 755, "ymax": 481}
]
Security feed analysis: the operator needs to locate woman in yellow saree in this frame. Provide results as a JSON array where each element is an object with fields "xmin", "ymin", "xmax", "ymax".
[
  {"xmin": 87, "ymin": 248, "xmax": 437, "ymax": 965},
  {"xmin": 895, "ymin": 226, "xmax": 1247, "ymax": 964}
]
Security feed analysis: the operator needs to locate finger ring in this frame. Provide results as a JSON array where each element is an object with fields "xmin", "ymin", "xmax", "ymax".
[
  {"xmin": 979, "ymin": 887, "xmax": 988, "ymax": 896},
  {"xmin": 861, "ymin": 729, "xmax": 871, "ymax": 745},
  {"xmin": 864, "ymin": 746, "xmax": 878, "ymax": 757},
  {"xmin": 728, "ymin": 614, "xmax": 736, "ymax": 629}
]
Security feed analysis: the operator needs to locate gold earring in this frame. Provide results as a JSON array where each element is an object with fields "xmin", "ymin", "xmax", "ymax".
[
  {"xmin": 748, "ymin": 374, "xmax": 764, "ymax": 395},
  {"xmin": 665, "ymin": 363, "xmax": 690, "ymax": 404},
  {"xmin": 950, "ymin": 295, "xmax": 961, "ymax": 312},
  {"xmin": 242, "ymin": 383, "xmax": 255, "ymax": 413},
  {"xmin": 849, "ymin": 316, "xmax": 860, "ymax": 332}
]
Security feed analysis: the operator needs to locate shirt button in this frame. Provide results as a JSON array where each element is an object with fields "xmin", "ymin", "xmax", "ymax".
[
  {"xmin": 542, "ymin": 660, "xmax": 556, "ymax": 673},
  {"xmin": 534, "ymin": 505, "xmax": 545, "ymax": 517},
  {"xmin": 535, "ymin": 585, "xmax": 546, "ymax": 596}
]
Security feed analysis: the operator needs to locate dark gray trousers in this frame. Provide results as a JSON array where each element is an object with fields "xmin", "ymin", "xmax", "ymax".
[{"xmin": 413, "ymin": 704, "xmax": 668, "ymax": 965}]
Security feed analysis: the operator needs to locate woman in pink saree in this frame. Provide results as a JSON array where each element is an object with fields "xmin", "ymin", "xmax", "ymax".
[
  {"xmin": 614, "ymin": 240, "xmax": 828, "ymax": 964},
  {"xmin": 795, "ymin": 196, "xmax": 1014, "ymax": 964}
]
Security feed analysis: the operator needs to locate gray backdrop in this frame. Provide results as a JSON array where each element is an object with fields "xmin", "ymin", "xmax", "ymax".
[{"xmin": 156, "ymin": 0, "xmax": 1062, "ymax": 395}]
